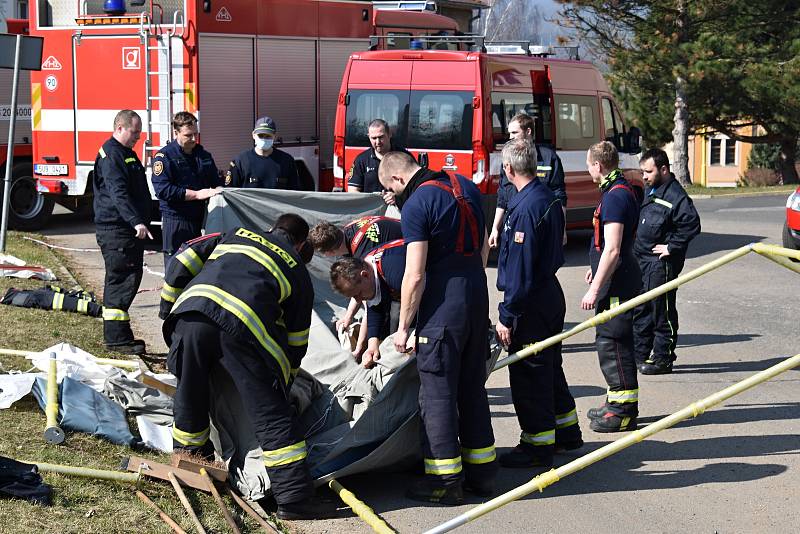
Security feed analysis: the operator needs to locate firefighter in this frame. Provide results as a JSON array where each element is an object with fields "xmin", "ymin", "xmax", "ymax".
[
  {"xmin": 495, "ymin": 138, "xmax": 583, "ymax": 467},
  {"xmin": 581, "ymin": 141, "xmax": 642, "ymax": 433},
  {"xmin": 379, "ymin": 151, "xmax": 497, "ymax": 504},
  {"xmin": 633, "ymin": 148, "xmax": 701, "ymax": 374},
  {"xmin": 225, "ymin": 116, "xmax": 301, "ymax": 190},
  {"xmin": 329, "ymin": 239, "xmax": 406, "ymax": 368},
  {"xmin": 308, "ymin": 215, "xmax": 403, "ymax": 355},
  {"xmin": 151, "ymin": 111, "xmax": 222, "ymax": 267},
  {"xmin": 347, "ymin": 119, "xmax": 412, "ymax": 205},
  {"xmin": 93, "ymin": 109, "xmax": 153, "ymax": 355},
  {"xmin": 159, "ymin": 214, "xmax": 336, "ymax": 520},
  {"xmin": 489, "ymin": 113, "xmax": 567, "ymax": 249}
]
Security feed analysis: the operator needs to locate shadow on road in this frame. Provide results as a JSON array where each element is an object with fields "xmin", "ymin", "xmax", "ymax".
[
  {"xmin": 676, "ymin": 332, "xmax": 761, "ymax": 349},
  {"xmin": 673, "ymin": 356, "xmax": 798, "ymax": 375},
  {"xmin": 638, "ymin": 403, "xmax": 800, "ymax": 428},
  {"xmin": 487, "ymin": 385, "xmax": 606, "ymax": 407},
  {"xmin": 686, "ymin": 231, "xmax": 767, "ymax": 259}
]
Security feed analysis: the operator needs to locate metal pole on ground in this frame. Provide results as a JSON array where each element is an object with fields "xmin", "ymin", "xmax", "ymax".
[
  {"xmin": 44, "ymin": 352, "xmax": 65, "ymax": 444},
  {"xmin": 329, "ymin": 478, "xmax": 395, "ymax": 534},
  {"xmin": 425, "ymin": 353, "xmax": 800, "ymax": 534}
]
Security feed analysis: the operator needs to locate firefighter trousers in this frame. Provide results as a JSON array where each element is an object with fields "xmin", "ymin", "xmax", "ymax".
[
  {"xmin": 633, "ymin": 259, "xmax": 682, "ymax": 364},
  {"xmin": 416, "ymin": 265, "xmax": 497, "ymax": 487},
  {"xmin": 162, "ymin": 215, "xmax": 203, "ymax": 269},
  {"xmin": 167, "ymin": 312, "xmax": 313, "ymax": 505},
  {"xmin": 96, "ymin": 225, "xmax": 143, "ymax": 345},
  {"xmin": 508, "ymin": 280, "xmax": 581, "ymax": 458},
  {"xmin": 595, "ymin": 294, "xmax": 639, "ymax": 416}
]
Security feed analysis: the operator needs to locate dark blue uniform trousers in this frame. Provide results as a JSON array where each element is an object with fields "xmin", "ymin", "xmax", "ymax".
[
  {"xmin": 162, "ymin": 215, "xmax": 203, "ymax": 268},
  {"xmin": 96, "ymin": 224, "xmax": 143, "ymax": 345},
  {"xmin": 633, "ymin": 258, "xmax": 683, "ymax": 364},
  {"xmin": 415, "ymin": 259, "xmax": 497, "ymax": 486},
  {"xmin": 508, "ymin": 279, "xmax": 581, "ymax": 458},
  {"xmin": 167, "ymin": 312, "xmax": 313, "ymax": 505}
]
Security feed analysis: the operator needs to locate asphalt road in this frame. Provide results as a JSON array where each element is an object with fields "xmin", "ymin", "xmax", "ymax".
[{"xmin": 42, "ymin": 193, "xmax": 799, "ymax": 534}]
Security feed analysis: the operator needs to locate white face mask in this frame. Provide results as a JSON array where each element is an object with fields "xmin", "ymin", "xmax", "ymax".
[{"xmin": 255, "ymin": 137, "xmax": 274, "ymax": 151}]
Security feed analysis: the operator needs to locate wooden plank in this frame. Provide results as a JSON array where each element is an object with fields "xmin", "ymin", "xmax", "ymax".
[
  {"xmin": 138, "ymin": 373, "xmax": 177, "ymax": 396},
  {"xmin": 124, "ymin": 456, "xmax": 210, "ymax": 492},
  {"xmin": 171, "ymin": 456, "xmax": 228, "ymax": 483}
]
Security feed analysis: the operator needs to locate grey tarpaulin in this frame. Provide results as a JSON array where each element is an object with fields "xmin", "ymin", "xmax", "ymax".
[
  {"xmin": 205, "ymin": 189, "xmax": 427, "ymax": 499},
  {"xmin": 32, "ymin": 376, "xmax": 138, "ymax": 447}
]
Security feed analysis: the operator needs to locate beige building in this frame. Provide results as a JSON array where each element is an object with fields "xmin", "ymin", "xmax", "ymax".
[{"xmin": 664, "ymin": 127, "xmax": 755, "ymax": 187}]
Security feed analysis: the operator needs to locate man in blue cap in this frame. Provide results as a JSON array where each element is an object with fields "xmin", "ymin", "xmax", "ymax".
[{"xmin": 226, "ymin": 116, "xmax": 301, "ymax": 190}]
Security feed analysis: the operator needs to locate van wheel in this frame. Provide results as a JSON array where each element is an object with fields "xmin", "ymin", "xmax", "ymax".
[
  {"xmin": 3, "ymin": 162, "xmax": 55, "ymax": 231},
  {"xmin": 782, "ymin": 222, "xmax": 800, "ymax": 261}
]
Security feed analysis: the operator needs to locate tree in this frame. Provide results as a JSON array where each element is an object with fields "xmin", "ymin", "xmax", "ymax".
[
  {"xmin": 557, "ymin": 1, "xmax": 800, "ymax": 184},
  {"xmin": 480, "ymin": 0, "xmax": 543, "ymax": 43}
]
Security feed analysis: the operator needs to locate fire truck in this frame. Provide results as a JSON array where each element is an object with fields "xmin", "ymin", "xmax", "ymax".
[
  {"xmin": 333, "ymin": 40, "xmax": 643, "ymax": 228},
  {"xmin": 1, "ymin": 18, "xmax": 55, "ymax": 230},
  {"xmin": 28, "ymin": 0, "xmax": 460, "ymax": 223}
]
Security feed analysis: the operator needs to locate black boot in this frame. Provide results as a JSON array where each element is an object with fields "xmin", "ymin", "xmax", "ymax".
[
  {"xmin": 587, "ymin": 405, "xmax": 606, "ymax": 420},
  {"xmin": 105, "ymin": 339, "xmax": 146, "ymax": 355},
  {"xmin": 639, "ymin": 358, "xmax": 673, "ymax": 375},
  {"xmin": 554, "ymin": 438, "xmax": 584, "ymax": 454},
  {"xmin": 499, "ymin": 444, "xmax": 553, "ymax": 469},
  {"xmin": 589, "ymin": 409, "xmax": 637, "ymax": 433},
  {"xmin": 406, "ymin": 478, "xmax": 463, "ymax": 505}
]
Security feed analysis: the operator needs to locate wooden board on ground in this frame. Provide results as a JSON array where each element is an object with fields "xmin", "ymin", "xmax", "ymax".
[
  {"xmin": 172, "ymin": 456, "xmax": 228, "ymax": 483},
  {"xmin": 123, "ymin": 456, "xmax": 210, "ymax": 492}
]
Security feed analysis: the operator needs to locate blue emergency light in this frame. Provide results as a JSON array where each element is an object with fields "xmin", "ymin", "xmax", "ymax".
[{"xmin": 103, "ymin": 0, "xmax": 126, "ymax": 15}]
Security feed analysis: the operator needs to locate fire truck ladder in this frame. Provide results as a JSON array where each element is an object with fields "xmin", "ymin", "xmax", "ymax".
[{"xmin": 139, "ymin": 11, "xmax": 184, "ymax": 165}]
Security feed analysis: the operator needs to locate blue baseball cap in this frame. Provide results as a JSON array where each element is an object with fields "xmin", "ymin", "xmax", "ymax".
[{"xmin": 254, "ymin": 116, "xmax": 276, "ymax": 133}]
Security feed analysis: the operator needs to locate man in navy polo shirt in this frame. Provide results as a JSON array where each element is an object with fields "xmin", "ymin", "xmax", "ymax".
[
  {"xmin": 347, "ymin": 119, "xmax": 412, "ymax": 205},
  {"xmin": 581, "ymin": 141, "xmax": 642, "ymax": 433},
  {"xmin": 379, "ymin": 151, "xmax": 496, "ymax": 504},
  {"xmin": 225, "ymin": 117, "xmax": 301, "ymax": 190}
]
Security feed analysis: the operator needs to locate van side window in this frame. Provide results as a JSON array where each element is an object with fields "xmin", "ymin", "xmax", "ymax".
[
  {"xmin": 407, "ymin": 91, "xmax": 473, "ymax": 150},
  {"xmin": 554, "ymin": 95, "xmax": 599, "ymax": 150},
  {"xmin": 491, "ymin": 92, "xmax": 553, "ymax": 147},
  {"xmin": 602, "ymin": 97, "xmax": 628, "ymax": 150},
  {"xmin": 344, "ymin": 90, "xmax": 409, "ymax": 147},
  {"xmin": 386, "ymin": 33, "xmax": 412, "ymax": 49}
]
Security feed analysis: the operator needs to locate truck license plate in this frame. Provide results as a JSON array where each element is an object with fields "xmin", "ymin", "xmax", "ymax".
[{"xmin": 34, "ymin": 164, "xmax": 68, "ymax": 176}]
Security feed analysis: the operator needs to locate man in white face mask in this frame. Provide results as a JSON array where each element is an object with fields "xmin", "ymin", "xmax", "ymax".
[{"xmin": 225, "ymin": 116, "xmax": 302, "ymax": 190}]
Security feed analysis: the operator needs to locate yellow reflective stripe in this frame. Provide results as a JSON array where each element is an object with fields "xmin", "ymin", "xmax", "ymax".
[
  {"xmin": 653, "ymin": 198, "xmax": 673, "ymax": 209},
  {"xmin": 173, "ymin": 284, "xmax": 291, "ymax": 383},
  {"xmin": 77, "ymin": 298, "xmax": 89, "ymax": 315},
  {"xmin": 262, "ymin": 441, "xmax": 307, "ymax": 467},
  {"xmin": 175, "ymin": 248, "xmax": 204, "ymax": 276},
  {"xmin": 209, "ymin": 244, "xmax": 291, "ymax": 302},
  {"xmin": 607, "ymin": 388, "xmax": 639, "ymax": 404},
  {"xmin": 124, "ymin": 157, "xmax": 137, "ymax": 164},
  {"xmin": 555, "ymin": 409, "xmax": 578, "ymax": 429},
  {"xmin": 609, "ymin": 296, "xmax": 620, "ymax": 308},
  {"xmin": 424, "ymin": 457, "xmax": 462, "ymax": 475},
  {"xmin": 172, "ymin": 425, "xmax": 210, "ymax": 447},
  {"xmin": 287, "ymin": 328, "xmax": 309, "ymax": 347},
  {"xmin": 521, "ymin": 429, "xmax": 555, "ymax": 446},
  {"xmin": 51, "ymin": 293, "xmax": 65, "ymax": 310},
  {"xmin": 160, "ymin": 282, "xmax": 182, "ymax": 303},
  {"xmin": 538, "ymin": 165, "xmax": 553, "ymax": 171},
  {"xmin": 619, "ymin": 416, "xmax": 633, "ymax": 430},
  {"xmin": 461, "ymin": 445, "xmax": 496, "ymax": 465},
  {"xmin": 98, "ymin": 147, "xmax": 106, "ymax": 158},
  {"xmin": 234, "ymin": 228, "xmax": 297, "ymax": 267},
  {"xmin": 102, "ymin": 308, "xmax": 130, "ymax": 321}
]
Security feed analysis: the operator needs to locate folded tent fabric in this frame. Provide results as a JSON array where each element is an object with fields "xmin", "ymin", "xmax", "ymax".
[
  {"xmin": 0, "ymin": 456, "xmax": 52, "ymax": 506},
  {"xmin": 32, "ymin": 376, "xmax": 138, "ymax": 447}
]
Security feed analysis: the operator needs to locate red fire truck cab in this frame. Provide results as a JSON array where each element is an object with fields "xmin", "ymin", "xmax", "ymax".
[
  {"xmin": 28, "ymin": 1, "xmax": 460, "ymax": 225},
  {"xmin": 333, "ymin": 43, "xmax": 643, "ymax": 228}
]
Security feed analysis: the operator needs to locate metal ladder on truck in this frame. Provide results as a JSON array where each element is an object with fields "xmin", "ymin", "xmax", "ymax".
[{"xmin": 139, "ymin": 10, "xmax": 185, "ymax": 169}]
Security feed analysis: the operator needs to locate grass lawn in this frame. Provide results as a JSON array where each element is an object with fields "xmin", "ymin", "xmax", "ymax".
[
  {"xmin": 0, "ymin": 231, "xmax": 281, "ymax": 533},
  {"xmin": 685, "ymin": 183, "xmax": 797, "ymax": 196}
]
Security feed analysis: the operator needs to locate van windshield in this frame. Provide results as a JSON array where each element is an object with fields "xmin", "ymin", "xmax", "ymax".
[{"xmin": 345, "ymin": 90, "xmax": 474, "ymax": 150}]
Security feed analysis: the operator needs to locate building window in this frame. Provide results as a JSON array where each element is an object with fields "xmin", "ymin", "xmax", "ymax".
[{"xmin": 709, "ymin": 136, "xmax": 736, "ymax": 166}]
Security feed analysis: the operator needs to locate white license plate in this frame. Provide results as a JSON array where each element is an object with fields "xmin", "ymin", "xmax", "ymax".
[{"xmin": 34, "ymin": 164, "xmax": 68, "ymax": 176}]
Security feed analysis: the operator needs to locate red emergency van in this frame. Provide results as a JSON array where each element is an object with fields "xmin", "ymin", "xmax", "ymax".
[{"xmin": 332, "ymin": 43, "xmax": 643, "ymax": 228}]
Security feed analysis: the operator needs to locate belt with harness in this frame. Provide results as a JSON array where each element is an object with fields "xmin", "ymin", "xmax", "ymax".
[
  {"xmin": 346, "ymin": 216, "xmax": 388, "ymax": 255},
  {"xmin": 593, "ymin": 183, "xmax": 635, "ymax": 251},
  {"xmin": 418, "ymin": 174, "xmax": 481, "ymax": 256},
  {"xmin": 365, "ymin": 238, "xmax": 405, "ymax": 301}
]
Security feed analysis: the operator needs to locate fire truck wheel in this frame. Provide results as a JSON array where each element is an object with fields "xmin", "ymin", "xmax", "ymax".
[{"xmin": 6, "ymin": 162, "xmax": 55, "ymax": 231}]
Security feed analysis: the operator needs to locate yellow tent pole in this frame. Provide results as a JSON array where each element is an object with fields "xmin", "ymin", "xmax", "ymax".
[
  {"xmin": 751, "ymin": 242, "xmax": 800, "ymax": 261},
  {"xmin": 44, "ymin": 352, "xmax": 65, "ymax": 444},
  {"xmin": 753, "ymin": 248, "xmax": 800, "ymax": 275},
  {"xmin": 426, "ymin": 353, "xmax": 800, "ymax": 534},
  {"xmin": 329, "ymin": 479, "xmax": 395, "ymax": 534},
  {"xmin": 32, "ymin": 462, "xmax": 142, "ymax": 484},
  {"xmin": 0, "ymin": 348, "xmax": 140, "ymax": 371}
]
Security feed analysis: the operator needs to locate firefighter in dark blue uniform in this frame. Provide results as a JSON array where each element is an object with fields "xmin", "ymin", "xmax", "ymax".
[
  {"xmin": 225, "ymin": 117, "xmax": 301, "ymax": 190},
  {"xmin": 330, "ymin": 239, "xmax": 406, "ymax": 368},
  {"xmin": 151, "ymin": 112, "xmax": 222, "ymax": 266},
  {"xmin": 633, "ymin": 148, "xmax": 701, "ymax": 374},
  {"xmin": 581, "ymin": 141, "xmax": 642, "ymax": 433},
  {"xmin": 489, "ymin": 113, "xmax": 567, "ymax": 249},
  {"xmin": 380, "ymin": 151, "xmax": 496, "ymax": 504},
  {"xmin": 347, "ymin": 118, "xmax": 412, "ymax": 205},
  {"xmin": 158, "ymin": 214, "xmax": 336, "ymax": 520},
  {"xmin": 495, "ymin": 139, "xmax": 582, "ymax": 467},
  {"xmin": 308, "ymin": 216, "xmax": 403, "ymax": 259},
  {"xmin": 93, "ymin": 110, "xmax": 153, "ymax": 355}
]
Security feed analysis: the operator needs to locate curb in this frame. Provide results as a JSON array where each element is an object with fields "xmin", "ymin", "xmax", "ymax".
[{"xmin": 689, "ymin": 189, "xmax": 795, "ymax": 200}]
